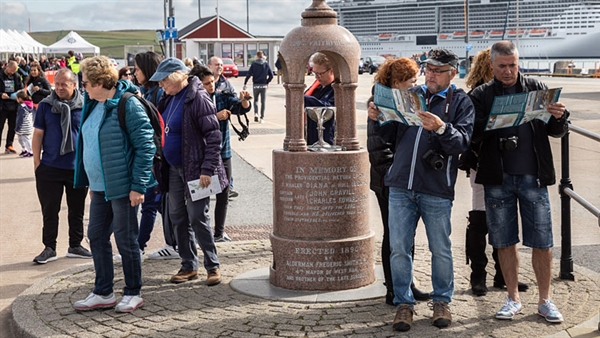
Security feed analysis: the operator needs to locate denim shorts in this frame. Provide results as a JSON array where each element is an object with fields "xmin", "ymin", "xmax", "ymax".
[{"xmin": 484, "ymin": 174, "xmax": 553, "ymax": 249}]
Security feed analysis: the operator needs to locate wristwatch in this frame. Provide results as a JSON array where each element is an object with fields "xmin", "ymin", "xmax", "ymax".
[{"xmin": 435, "ymin": 122, "xmax": 446, "ymax": 135}]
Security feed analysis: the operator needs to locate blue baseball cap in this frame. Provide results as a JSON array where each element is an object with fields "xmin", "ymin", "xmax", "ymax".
[{"xmin": 149, "ymin": 57, "xmax": 188, "ymax": 82}]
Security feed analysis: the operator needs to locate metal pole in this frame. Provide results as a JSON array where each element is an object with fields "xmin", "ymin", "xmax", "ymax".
[
  {"xmin": 198, "ymin": 0, "xmax": 202, "ymax": 18},
  {"xmin": 464, "ymin": 0, "xmax": 470, "ymax": 72},
  {"xmin": 169, "ymin": 0, "xmax": 175, "ymax": 58},
  {"xmin": 247, "ymin": 0, "xmax": 250, "ymax": 33},
  {"xmin": 217, "ymin": 0, "xmax": 221, "ymax": 39},
  {"xmin": 516, "ymin": 0, "xmax": 520, "ymax": 49},
  {"xmin": 559, "ymin": 128, "xmax": 575, "ymax": 280}
]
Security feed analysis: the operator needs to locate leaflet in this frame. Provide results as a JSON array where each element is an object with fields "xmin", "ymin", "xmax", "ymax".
[
  {"xmin": 373, "ymin": 83, "xmax": 427, "ymax": 126},
  {"xmin": 187, "ymin": 175, "xmax": 222, "ymax": 202},
  {"xmin": 485, "ymin": 88, "xmax": 561, "ymax": 131}
]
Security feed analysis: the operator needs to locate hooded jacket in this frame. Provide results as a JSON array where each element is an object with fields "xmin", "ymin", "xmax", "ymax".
[
  {"xmin": 469, "ymin": 73, "xmax": 568, "ymax": 186},
  {"xmin": 156, "ymin": 76, "xmax": 228, "ymax": 197},
  {"xmin": 375, "ymin": 84, "xmax": 474, "ymax": 200},
  {"xmin": 244, "ymin": 58, "xmax": 274, "ymax": 86},
  {"xmin": 73, "ymin": 80, "xmax": 156, "ymax": 200}
]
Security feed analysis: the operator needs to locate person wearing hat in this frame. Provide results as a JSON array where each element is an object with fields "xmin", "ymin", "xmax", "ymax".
[
  {"xmin": 470, "ymin": 41, "xmax": 568, "ymax": 323},
  {"xmin": 151, "ymin": 57, "xmax": 227, "ymax": 287},
  {"xmin": 367, "ymin": 48, "xmax": 474, "ymax": 331}
]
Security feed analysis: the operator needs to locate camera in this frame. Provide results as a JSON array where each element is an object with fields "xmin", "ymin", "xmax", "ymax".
[
  {"xmin": 423, "ymin": 149, "xmax": 445, "ymax": 171},
  {"xmin": 499, "ymin": 135, "xmax": 518, "ymax": 151}
]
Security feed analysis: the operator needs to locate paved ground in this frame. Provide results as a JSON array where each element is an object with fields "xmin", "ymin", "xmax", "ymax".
[{"xmin": 1, "ymin": 74, "xmax": 599, "ymax": 337}]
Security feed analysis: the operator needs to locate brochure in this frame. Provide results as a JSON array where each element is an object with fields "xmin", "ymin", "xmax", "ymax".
[
  {"xmin": 485, "ymin": 88, "xmax": 561, "ymax": 131},
  {"xmin": 187, "ymin": 175, "xmax": 222, "ymax": 202},
  {"xmin": 373, "ymin": 83, "xmax": 427, "ymax": 126}
]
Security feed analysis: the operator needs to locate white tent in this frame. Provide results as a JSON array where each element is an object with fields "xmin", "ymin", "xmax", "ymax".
[
  {"xmin": 0, "ymin": 29, "xmax": 47, "ymax": 55},
  {"xmin": 44, "ymin": 31, "xmax": 100, "ymax": 55}
]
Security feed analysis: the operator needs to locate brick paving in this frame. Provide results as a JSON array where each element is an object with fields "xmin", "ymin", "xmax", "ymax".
[{"xmin": 12, "ymin": 240, "xmax": 600, "ymax": 338}]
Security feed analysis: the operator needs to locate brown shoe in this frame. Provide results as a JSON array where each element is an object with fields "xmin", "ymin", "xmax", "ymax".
[
  {"xmin": 392, "ymin": 304, "xmax": 414, "ymax": 332},
  {"xmin": 206, "ymin": 268, "xmax": 222, "ymax": 286},
  {"xmin": 431, "ymin": 301, "xmax": 452, "ymax": 328},
  {"xmin": 170, "ymin": 269, "xmax": 198, "ymax": 283}
]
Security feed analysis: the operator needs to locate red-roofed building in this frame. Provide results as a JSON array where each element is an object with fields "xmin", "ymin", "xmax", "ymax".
[{"xmin": 178, "ymin": 15, "xmax": 282, "ymax": 71}]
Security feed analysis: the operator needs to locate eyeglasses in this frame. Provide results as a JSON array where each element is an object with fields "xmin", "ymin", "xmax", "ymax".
[
  {"xmin": 313, "ymin": 68, "xmax": 331, "ymax": 77},
  {"xmin": 81, "ymin": 80, "xmax": 89, "ymax": 88},
  {"xmin": 425, "ymin": 67, "xmax": 453, "ymax": 75},
  {"xmin": 125, "ymin": 73, "xmax": 132, "ymax": 76}
]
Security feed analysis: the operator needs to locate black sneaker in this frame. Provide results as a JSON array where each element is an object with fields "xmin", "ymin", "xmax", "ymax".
[
  {"xmin": 228, "ymin": 189, "xmax": 239, "ymax": 199},
  {"xmin": 254, "ymin": 114, "xmax": 259, "ymax": 122},
  {"xmin": 67, "ymin": 246, "xmax": 93, "ymax": 259},
  {"xmin": 214, "ymin": 233, "xmax": 232, "ymax": 242},
  {"xmin": 34, "ymin": 247, "xmax": 57, "ymax": 264}
]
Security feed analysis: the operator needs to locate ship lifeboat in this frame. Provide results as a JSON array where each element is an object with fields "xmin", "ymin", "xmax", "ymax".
[
  {"xmin": 469, "ymin": 31, "xmax": 485, "ymax": 39},
  {"xmin": 506, "ymin": 29, "xmax": 525, "ymax": 38},
  {"xmin": 379, "ymin": 33, "xmax": 392, "ymax": 40},
  {"xmin": 489, "ymin": 30, "xmax": 504, "ymax": 38},
  {"xmin": 439, "ymin": 33, "xmax": 451, "ymax": 40},
  {"xmin": 529, "ymin": 29, "xmax": 547, "ymax": 37},
  {"xmin": 453, "ymin": 31, "xmax": 466, "ymax": 38}
]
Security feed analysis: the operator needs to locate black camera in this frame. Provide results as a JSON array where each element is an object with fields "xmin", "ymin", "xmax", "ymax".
[
  {"xmin": 499, "ymin": 135, "xmax": 518, "ymax": 151},
  {"xmin": 423, "ymin": 149, "xmax": 445, "ymax": 171}
]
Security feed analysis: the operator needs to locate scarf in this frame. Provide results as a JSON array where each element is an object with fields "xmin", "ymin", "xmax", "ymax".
[{"xmin": 39, "ymin": 90, "xmax": 83, "ymax": 155}]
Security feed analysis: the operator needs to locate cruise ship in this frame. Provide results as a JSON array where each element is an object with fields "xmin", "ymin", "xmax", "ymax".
[{"xmin": 329, "ymin": 0, "xmax": 600, "ymax": 59}]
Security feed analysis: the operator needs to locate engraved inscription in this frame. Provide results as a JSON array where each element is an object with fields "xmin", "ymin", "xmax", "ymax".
[{"xmin": 278, "ymin": 165, "xmax": 368, "ymax": 223}]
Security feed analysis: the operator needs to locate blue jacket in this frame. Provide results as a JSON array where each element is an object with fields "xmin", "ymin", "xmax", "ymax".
[
  {"xmin": 244, "ymin": 58, "xmax": 274, "ymax": 86},
  {"xmin": 74, "ymin": 80, "xmax": 157, "ymax": 200},
  {"xmin": 375, "ymin": 84, "xmax": 474, "ymax": 200}
]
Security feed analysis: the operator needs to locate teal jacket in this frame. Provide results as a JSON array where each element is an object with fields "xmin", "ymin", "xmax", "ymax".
[{"xmin": 74, "ymin": 80, "xmax": 156, "ymax": 200}]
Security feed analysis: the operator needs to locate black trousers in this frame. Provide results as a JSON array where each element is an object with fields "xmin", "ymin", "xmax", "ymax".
[
  {"xmin": 0, "ymin": 108, "xmax": 17, "ymax": 149},
  {"xmin": 35, "ymin": 163, "xmax": 88, "ymax": 250},
  {"xmin": 214, "ymin": 157, "xmax": 232, "ymax": 237}
]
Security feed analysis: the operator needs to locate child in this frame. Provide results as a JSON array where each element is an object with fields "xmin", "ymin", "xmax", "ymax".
[{"xmin": 15, "ymin": 91, "xmax": 35, "ymax": 157}]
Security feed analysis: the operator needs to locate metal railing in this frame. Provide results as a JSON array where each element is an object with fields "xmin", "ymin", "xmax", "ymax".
[{"xmin": 559, "ymin": 122, "xmax": 600, "ymax": 280}]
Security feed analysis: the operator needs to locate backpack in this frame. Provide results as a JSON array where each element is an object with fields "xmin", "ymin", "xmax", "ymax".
[{"xmin": 117, "ymin": 92, "xmax": 164, "ymax": 165}]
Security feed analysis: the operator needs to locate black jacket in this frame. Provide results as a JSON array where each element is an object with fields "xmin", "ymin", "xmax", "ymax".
[
  {"xmin": 26, "ymin": 76, "xmax": 52, "ymax": 104},
  {"xmin": 0, "ymin": 70, "xmax": 24, "ymax": 112},
  {"xmin": 367, "ymin": 95, "xmax": 394, "ymax": 195},
  {"xmin": 469, "ymin": 74, "xmax": 568, "ymax": 186}
]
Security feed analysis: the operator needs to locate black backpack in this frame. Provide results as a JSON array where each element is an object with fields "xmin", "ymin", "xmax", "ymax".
[{"xmin": 117, "ymin": 92, "xmax": 165, "ymax": 165}]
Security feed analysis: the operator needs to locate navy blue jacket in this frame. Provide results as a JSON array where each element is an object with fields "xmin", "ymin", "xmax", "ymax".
[
  {"xmin": 244, "ymin": 58, "xmax": 273, "ymax": 86},
  {"xmin": 375, "ymin": 84, "xmax": 474, "ymax": 200}
]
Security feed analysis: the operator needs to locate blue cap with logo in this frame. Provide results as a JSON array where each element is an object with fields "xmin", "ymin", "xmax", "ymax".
[{"xmin": 149, "ymin": 57, "xmax": 188, "ymax": 82}]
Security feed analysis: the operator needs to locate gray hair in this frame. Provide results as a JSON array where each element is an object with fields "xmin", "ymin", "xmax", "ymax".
[
  {"xmin": 55, "ymin": 68, "xmax": 77, "ymax": 83},
  {"xmin": 491, "ymin": 41, "xmax": 519, "ymax": 61}
]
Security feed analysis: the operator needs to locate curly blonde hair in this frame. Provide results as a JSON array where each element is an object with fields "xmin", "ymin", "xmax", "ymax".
[
  {"xmin": 80, "ymin": 56, "xmax": 118, "ymax": 89},
  {"xmin": 374, "ymin": 57, "xmax": 419, "ymax": 87},
  {"xmin": 465, "ymin": 49, "xmax": 493, "ymax": 89}
]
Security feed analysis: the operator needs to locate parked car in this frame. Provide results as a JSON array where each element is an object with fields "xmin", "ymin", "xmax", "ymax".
[
  {"xmin": 363, "ymin": 55, "xmax": 386, "ymax": 74},
  {"xmin": 109, "ymin": 58, "xmax": 118, "ymax": 68},
  {"xmin": 222, "ymin": 58, "xmax": 239, "ymax": 78},
  {"xmin": 358, "ymin": 58, "xmax": 365, "ymax": 74}
]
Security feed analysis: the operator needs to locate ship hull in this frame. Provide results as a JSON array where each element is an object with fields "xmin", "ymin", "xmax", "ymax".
[{"xmin": 360, "ymin": 32, "xmax": 600, "ymax": 59}]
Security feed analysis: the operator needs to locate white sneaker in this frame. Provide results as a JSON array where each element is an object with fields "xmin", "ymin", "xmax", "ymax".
[
  {"xmin": 73, "ymin": 292, "xmax": 117, "ymax": 311},
  {"xmin": 113, "ymin": 250, "xmax": 145, "ymax": 262},
  {"xmin": 115, "ymin": 295, "xmax": 144, "ymax": 313},
  {"xmin": 147, "ymin": 245, "xmax": 180, "ymax": 260}
]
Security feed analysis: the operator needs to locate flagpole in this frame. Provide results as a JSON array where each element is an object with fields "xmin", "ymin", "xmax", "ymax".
[{"xmin": 217, "ymin": 0, "xmax": 220, "ymax": 39}]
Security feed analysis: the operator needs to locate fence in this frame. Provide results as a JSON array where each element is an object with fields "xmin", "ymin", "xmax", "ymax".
[{"xmin": 559, "ymin": 123, "xmax": 600, "ymax": 281}]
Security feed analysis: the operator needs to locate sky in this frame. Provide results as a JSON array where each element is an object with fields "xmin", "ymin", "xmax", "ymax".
[{"xmin": 0, "ymin": 0, "xmax": 316, "ymax": 36}]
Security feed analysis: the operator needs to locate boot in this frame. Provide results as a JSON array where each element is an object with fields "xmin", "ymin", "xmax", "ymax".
[
  {"xmin": 411, "ymin": 282, "xmax": 430, "ymax": 301},
  {"xmin": 411, "ymin": 245, "xmax": 431, "ymax": 301},
  {"xmin": 466, "ymin": 210, "xmax": 489, "ymax": 296},
  {"xmin": 492, "ymin": 248, "xmax": 530, "ymax": 292}
]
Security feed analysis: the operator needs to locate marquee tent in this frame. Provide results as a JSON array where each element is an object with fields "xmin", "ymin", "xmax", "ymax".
[
  {"xmin": 0, "ymin": 29, "xmax": 44, "ymax": 54},
  {"xmin": 44, "ymin": 31, "xmax": 100, "ymax": 55}
]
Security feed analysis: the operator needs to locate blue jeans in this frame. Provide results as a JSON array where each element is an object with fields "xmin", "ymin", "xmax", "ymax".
[
  {"xmin": 168, "ymin": 166, "xmax": 220, "ymax": 271},
  {"xmin": 484, "ymin": 173, "xmax": 553, "ymax": 249},
  {"xmin": 388, "ymin": 187, "xmax": 454, "ymax": 305},
  {"xmin": 137, "ymin": 187, "xmax": 162, "ymax": 250},
  {"xmin": 87, "ymin": 191, "xmax": 142, "ymax": 296}
]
